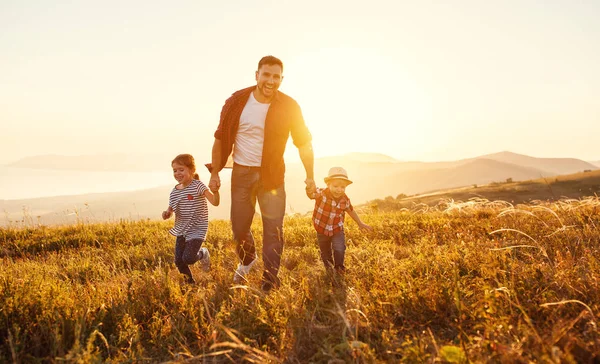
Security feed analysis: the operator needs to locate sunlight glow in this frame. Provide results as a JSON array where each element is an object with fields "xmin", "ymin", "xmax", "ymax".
[{"xmin": 285, "ymin": 47, "xmax": 433, "ymax": 159}]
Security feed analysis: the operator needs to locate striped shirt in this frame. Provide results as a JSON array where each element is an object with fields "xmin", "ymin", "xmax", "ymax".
[
  {"xmin": 168, "ymin": 179, "xmax": 209, "ymax": 241},
  {"xmin": 311, "ymin": 187, "xmax": 354, "ymax": 236}
]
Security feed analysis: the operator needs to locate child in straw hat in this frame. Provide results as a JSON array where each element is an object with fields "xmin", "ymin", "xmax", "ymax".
[{"xmin": 307, "ymin": 166, "xmax": 372, "ymax": 273}]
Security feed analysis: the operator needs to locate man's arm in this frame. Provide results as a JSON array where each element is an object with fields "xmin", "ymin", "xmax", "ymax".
[
  {"xmin": 209, "ymin": 139, "xmax": 222, "ymax": 192},
  {"xmin": 298, "ymin": 142, "xmax": 316, "ymax": 195}
]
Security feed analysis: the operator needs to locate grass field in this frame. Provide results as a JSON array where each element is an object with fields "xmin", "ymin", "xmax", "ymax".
[{"xmin": 1, "ymin": 196, "xmax": 600, "ymax": 362}]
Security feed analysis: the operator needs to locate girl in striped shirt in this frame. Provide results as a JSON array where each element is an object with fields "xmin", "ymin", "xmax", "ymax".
[{"xmin": 162, "ymin": 154, "xmax": 220, "ymax": 284}]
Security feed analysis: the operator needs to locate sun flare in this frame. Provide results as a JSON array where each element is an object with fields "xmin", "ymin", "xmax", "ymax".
[{"xmin": 285, "ymin": 47, "xmax": 433, "ymax": 159}]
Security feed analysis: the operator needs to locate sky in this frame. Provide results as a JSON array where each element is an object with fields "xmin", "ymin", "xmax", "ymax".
[{"xmin": 1, "ymin": 0, "xmax": 599, "ymax": 166}]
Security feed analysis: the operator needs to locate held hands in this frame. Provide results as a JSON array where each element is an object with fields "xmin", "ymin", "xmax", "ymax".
[
  {"xmin": 305, "ymin": 184, "xmax": 316, "ymax": 199},
  {"xmin": 162, "ymin": 210, "xmax": 172, "ymax": 220},
  {"xmin": 209, "ymin": 173, "xmax": 221, "ymax": 192},
  {"xmin": 305, "ymin": 189, "xmax": 316, "ymax": 199},
  {"xmin": 304, "ymin": 178, "xmax": 316, "ymax": 198}
]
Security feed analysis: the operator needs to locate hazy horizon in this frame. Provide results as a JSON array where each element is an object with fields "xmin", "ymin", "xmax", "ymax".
[
  {"xmin": 2, "ymin": 1, "xmax": 599, "ymax": 165},
  {"xmin": 2, "ymin": 149, "xmax": 598, "ymax": 226},
  {"xmin": 3, "ymin": 149, "xmax": 600, "ymax": 168},
  {"xmin": 2, "ymin": 149, "xmax": 597, "ymax": 201}
]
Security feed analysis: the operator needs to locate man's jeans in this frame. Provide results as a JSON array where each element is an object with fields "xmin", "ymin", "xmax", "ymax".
[
  {"xmin": 317, "ymin": 231, "xmax": 346, "ymax": 271},
  {"xmin": 231, "ymin": 164, "xmax": 286, "ymax": 286}
]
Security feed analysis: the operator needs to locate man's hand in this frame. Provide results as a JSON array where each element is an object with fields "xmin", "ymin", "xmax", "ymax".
[
  {"xmin": 209, "ymin": 173, "xmax": 221, "ymax": 192},
  {"xmin": 304, "ymin": 178, "xmax": 316, "ymax": 198},
  {"xmin": 162, "ymin": 210, "xmax": 172, "ymax": 220}
]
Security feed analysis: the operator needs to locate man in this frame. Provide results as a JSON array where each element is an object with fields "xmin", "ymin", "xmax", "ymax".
[{"xmin": 208, "ymin": 55, "xmax": 316, "ymax": 292}]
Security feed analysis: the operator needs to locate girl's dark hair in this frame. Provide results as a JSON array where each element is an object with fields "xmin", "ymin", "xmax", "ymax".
[{"xmin": 172, "ymin": 154, "xmax": 200, "ymax": 180}]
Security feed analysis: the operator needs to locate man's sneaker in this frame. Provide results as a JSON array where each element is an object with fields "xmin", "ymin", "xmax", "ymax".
[
  {"xmin": 233, "ymin": 258, "xmax": 257, "ymax": 284},
  {"xmin": 198, "ymin": 247, "xmax": 210, "ymax": 272},
  {"xmin": 261, "ymin": 275, "xmax": 281, "ymax": 293}
]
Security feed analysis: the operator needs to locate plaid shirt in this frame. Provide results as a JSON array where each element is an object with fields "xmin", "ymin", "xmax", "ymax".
[
  {"xmin": 311, "ymin": 187, "xmax": 354, "ymax": 236},
  {"xmin": 211, "ymin": 86, "xmax": 312, "ymax": 190}
]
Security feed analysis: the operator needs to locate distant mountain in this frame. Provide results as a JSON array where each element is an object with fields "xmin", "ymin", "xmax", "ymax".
[
  {"xmin": 589, "ymin": 161, "xmax": 600, "ymax": 168},
  {"xmin": 10, "ymin": 151, "xmax": 595, "ymax": 177},
  {"xmin": 8, "ymin": 154, "xmax": 173, "ymax": 172},
  {"xmin": 476, "ymin": 151, "xmax": 597, "ymax": 175},
  {"xmin": 3, "ymin": 150, "xmax": 599, "ymax": 226},
  {"xmin": 340, "ymin": 152, "xmax": 399, "ymax": 163},
  {"xmin": 334, "ymin": 158, "xmax": 549, "ymax": 202}
]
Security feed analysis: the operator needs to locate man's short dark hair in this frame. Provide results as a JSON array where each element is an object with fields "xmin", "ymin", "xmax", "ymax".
[{"xmin": 258, "ymin": 55, "xmax": 283, "ymax": 72}]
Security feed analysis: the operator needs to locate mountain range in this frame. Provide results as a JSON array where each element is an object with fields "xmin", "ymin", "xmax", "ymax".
[
  {"xmin": 7, "ymin": 153, "xmax": 170, "ymax": 172},
  {"xmin": 1, "ymin": 151, "xmax": 598, "ymax": 226}
]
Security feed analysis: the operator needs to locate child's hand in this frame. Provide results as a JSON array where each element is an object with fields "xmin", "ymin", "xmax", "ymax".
[
  {"xmin": 305, "ymin": 178, "xmax": 316, "ymax": 195},
  {"xmin": 162, "ymin": 210, "xmax": 172, "ymax": 220},
  {"xmin": 359, "ymin": 223, "xmax": 373, "ymax": 232},
  {"xmin": 305, "ymin": 189, "xmax": 316, "ymax": 199}
]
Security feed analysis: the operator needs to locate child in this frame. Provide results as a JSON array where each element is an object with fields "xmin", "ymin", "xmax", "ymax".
[
  {"xmin": 162, "ymin": 154, "xmax": 220, "ymax": 284},
  {"xmin": 308, "ymin": 166, "xmax": 372, "ymax": 274}
]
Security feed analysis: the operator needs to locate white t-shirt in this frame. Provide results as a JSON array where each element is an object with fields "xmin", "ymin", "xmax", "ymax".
[{"xmin": 233, "ymin": 91, "xmax": 270, "ymax": 166}]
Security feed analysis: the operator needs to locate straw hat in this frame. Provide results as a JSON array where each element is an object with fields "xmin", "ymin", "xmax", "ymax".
[{"xmin": 324, "ymin": 166, "xmax": 353, "ymax": 185}]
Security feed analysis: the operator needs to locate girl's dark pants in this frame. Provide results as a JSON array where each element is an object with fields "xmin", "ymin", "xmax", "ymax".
[{"xmin": 174, "ymin": 236, "xmax": 203, "ymax": 282}]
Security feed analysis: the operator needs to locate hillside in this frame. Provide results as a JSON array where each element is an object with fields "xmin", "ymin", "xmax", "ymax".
[
  {"xmin": 373, "ymin": 169, "xmax": 600, "ymax": 211},
  {"xmin": 370, "ymin": 158, "xmax": 548, "ymax": 195},
  {"xmin": 2, "ymin": 198, "xmax": 599, "ymax": 362}
]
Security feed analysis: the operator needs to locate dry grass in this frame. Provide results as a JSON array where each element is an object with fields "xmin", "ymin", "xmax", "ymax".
[{"xmin": 1, "ymin": 197, "xmax": 600, "ymax": 362}]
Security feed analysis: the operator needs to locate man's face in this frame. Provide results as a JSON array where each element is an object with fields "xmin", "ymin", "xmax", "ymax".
[{"xmin": 255, "ymin": 64, "xmax": 283, "ymax": 102}]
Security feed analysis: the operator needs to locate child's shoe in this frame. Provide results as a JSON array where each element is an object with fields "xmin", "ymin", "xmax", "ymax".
[
  {"xmin": 198, "ymin": 247, "xmax": 210, "ymax": 272},
  {"xmin": 332, "ymin": 266, "xmax": 346, "ymax": 288},
  {"xmin": 182, "ymin": 275, "xmax": 196, "ymax": 286}
]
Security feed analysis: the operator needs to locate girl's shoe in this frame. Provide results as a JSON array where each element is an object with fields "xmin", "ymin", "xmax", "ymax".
[{"xmin": 198, "ymin": 247, "xmax": 210, "ymax": 272}]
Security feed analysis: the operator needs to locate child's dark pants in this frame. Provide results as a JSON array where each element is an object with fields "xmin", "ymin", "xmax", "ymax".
[
  {"xmin": 317, "ymin": 231, "xmax": 346, "ymax": 272},
  {"xmin": 174, "ymin": 236, "xmax": 203, "ymax": 283}
]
